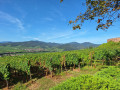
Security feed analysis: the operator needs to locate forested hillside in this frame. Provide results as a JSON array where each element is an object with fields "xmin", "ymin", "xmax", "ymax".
[{"xmin": 0, "ymin": 41, "xmax": 100, "ymax": 53}]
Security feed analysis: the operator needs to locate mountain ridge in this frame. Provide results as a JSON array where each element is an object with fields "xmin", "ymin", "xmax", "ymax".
[{"xmin": 0, "ymin": 40, "xmax": 100, "ymax": 52}]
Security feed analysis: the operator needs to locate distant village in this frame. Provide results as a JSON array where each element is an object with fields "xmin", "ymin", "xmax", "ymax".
[
  {"xmin": 24, "ymin": 48, "xmax": 44, "ymax": 52},
  {"xmin": 0, "ymin": 48, "xmax": 45, "ymax": 57}
]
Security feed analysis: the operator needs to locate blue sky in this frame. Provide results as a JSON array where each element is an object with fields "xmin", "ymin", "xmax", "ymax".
[{"xmin": 0, "ymin": 0, "xmax": 120, "ymax": 44}]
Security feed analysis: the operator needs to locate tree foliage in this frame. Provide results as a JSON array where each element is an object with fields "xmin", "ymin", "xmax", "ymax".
[{"xmin": 61, "ymin": 0, "xmax": 120, "ymax": 30}]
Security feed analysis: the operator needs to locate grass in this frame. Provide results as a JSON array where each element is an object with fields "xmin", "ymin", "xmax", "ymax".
[
  {"xmin": 12, "ymin": 82, "xmax": 28, "ymax": 90},
  {"xmin": 36, "ymin": 77, "xmax": 56, "ymax": 90}
]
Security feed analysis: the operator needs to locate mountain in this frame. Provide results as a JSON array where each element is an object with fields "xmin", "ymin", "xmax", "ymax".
[
  {"xmin": 81, "ymin": 42, "xmax": 99, "ymax": 47},
  {"xmin": 0, "ymin": 41, "xmax": 100, "ymax": 53},
  {"xmin": 0, "ymin": 41, "xmax": 60, "ymax": 48},
  {"xmin": 0, "ymin": 41, "xmax": 12, "ymax": 43},
  {"xmin": 57, "ymin": 42, "xmax": 100, "ymax": 51}
]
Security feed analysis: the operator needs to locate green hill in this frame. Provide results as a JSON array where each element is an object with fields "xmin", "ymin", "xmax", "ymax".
[{"xmin": 0, "ymin": 41, "xmax": 100, "ymax": 53}]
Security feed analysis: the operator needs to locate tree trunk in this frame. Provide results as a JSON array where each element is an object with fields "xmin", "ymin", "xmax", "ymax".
[
  {"xmin": 6, "ymin": 80, "xmax": 9, "ymax": 89},
  {"xmin": 78, "ymin": 62, "xmax": 81, "ymax": 72},
  {"xmin": 26, "ymin": 72, "xmax": 28, "ymax": 82},
  {"xmin": 91, "ymin": 60, "xmax": 92, "ymax": 67},
  {"xmin": 50, "ymin": 71, "xmax": 53, "ymax": 78},
  {"xmin": 45, "ymin": 68, "xmax": 48, "ymax": 76},
  {"xmin": 70, "ymin": 66, "xmax": 73, "ymax": 71},
  {"xmin": 102, "ymin": 60, "xmax": 104, "ymax": 65},
  {"xmin": 46, "ymin": 71, "xmax": 47, "ymax": 76},
  {"xmin": 65, "ymin": 66, "xmax": 67, "ymax": 71},
  {"xmin": 74, "ymin": 64, "xmax": 75, "ymax": 69},
  {"xmin": 61, "ymin": 66, "xmax": 62, "ymax": 73},
  {"xmin": 93, "ymin": 64, "xmax": 96, "ymax": 68},
  {"xmin": 30, "ymin": 71, "xmax": 32, "ymax": 80},
  {"xmin": 14, "ymin": 69, "xmax": 16, "ymax": 76}
]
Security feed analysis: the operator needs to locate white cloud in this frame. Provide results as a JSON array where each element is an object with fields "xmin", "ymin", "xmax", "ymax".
[
  {"xmin": 22, "ymin": 29, "xmax": 88, "ymax": 43},
  {"xmin": 0, "ymin": 11, "xmax": 24, "ymax": 30},
  {"xmin": 23, "ymin": 36, "xmax": 40, "ymax": 41},
  {"xmin": 46, "ymin": 30, "xmax": 87, "ymax": 40},
  {"xmin": 33, "ymin": 38, "xmax": 39, "ymax": 40},
  {"xmin": 47, "ymin": 31, "xmax": 72, "ymax": 40}
]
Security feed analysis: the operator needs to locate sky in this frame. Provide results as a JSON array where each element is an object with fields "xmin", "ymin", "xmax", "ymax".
[{"xmin": 0, "ymin": 0, "xmax": 120, "ymax": 44}]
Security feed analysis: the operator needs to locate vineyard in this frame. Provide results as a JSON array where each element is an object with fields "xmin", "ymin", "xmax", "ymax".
[
  {"xmin": 50, "ymin": 66, "xmax": 120, "ymax": 90},
  {"xmin": 0, "ymin": 41, "xmax": 120, "ymax": 89}
]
